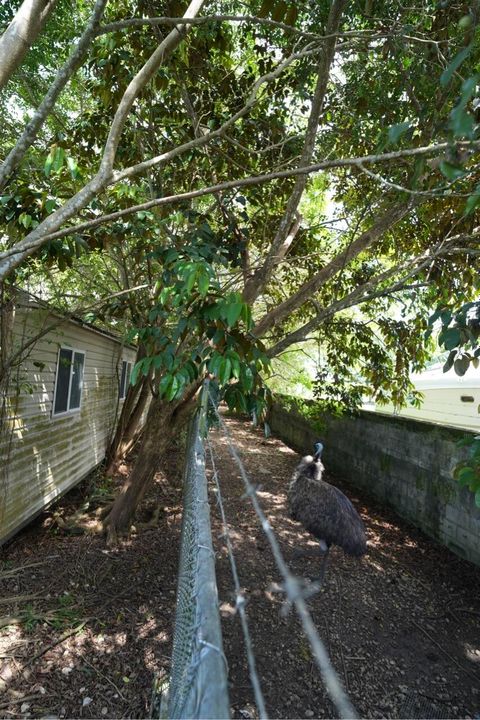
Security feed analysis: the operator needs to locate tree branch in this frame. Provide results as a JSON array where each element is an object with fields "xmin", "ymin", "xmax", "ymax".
[
  {"xmin": 0, "ymin": 0, "xmax": 57, "ymax": 92},
  {"xmin": 0, "ymin": 0, "xmax": 207, "ymax": 282},
  {"xmin": 254, "ymin": 199, "xmax": 416, "ymax": 338},
  {"xmin": 242, "ymin": 0, "xmax": 347, "ymax": 304},
  {"xmin": 0, "ymin": 0, "xmax": 108, "ymax": 190},
  {"xmin": 266, "ymin": 234, "xmax": 476, "ymax": 357},
  {"xmin": 8, "ymin": 139, "xmax": 475, "ymax": 262},
  {"xmin": 112, "ymin": 43, "xmax": 322, "ymax": 183}
]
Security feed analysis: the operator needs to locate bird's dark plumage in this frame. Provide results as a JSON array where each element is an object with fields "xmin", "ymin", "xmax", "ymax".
[{"xmin": 288, "ymin": 446, "xmax": 367, "ymax": 558}]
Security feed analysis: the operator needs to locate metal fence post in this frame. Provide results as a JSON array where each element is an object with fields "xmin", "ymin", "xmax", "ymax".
[{"xmin": 160, "ymin": 384, "xmax": 230, "ymax": 719}]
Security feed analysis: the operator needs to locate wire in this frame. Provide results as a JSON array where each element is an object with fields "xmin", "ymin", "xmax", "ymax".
[
  {"xmin": 208, "ymin": 394, "xmax": 358, "ymax": 720},
  {"xmin": 206, "ymin": 438, "xmax": 269, "ymax": 720}
]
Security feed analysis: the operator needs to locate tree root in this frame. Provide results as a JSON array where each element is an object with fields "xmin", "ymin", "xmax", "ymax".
[
  {"xmin": 52, "ymin": 502, "xmax": 114, "ymax": 536},
  {"xmin": 102, "ymin": 502, "xmax": 163, "ymax": 546},
  {"xmin": 132, "ymin": 505, "xmax": 162, "ymax": 533}
]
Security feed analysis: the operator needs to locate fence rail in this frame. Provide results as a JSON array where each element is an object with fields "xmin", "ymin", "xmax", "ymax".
[{"xmin": 162, "ymin": 388, "xmax": 230, "ymax": 719}]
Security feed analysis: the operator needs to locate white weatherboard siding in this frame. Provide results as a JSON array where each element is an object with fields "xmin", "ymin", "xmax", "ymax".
[
  {"xmin": 0, "ymin": 302, "xmax": 137, "ymax": 545},
  {"xmin": 373, "ymin": 365, "xmax": 480, "ymax": 432}
]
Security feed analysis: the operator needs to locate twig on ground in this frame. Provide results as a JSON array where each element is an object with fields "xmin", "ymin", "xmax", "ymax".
[
  {"xmin": 0, "ymin": 594, "xmax": 44, "ymax": 606},
  {"xmin": 0, "ymin": 562, "xmax": 47, "ymax": 579},
  {"xmin": 0, "ymin": 616, "xmax": 22, "ymax": 629},
  {"xmin": 27, "ymin": 620, "xmax": 90, "ymax": 666},
  {"xmin": 411, "ymin": 619, "xmax": 478, "ymax": 682},
  {"xmin": 0, "ymin": 694, "xmax": 49, "ymax": 710},
  {"xmin": 77, "ymin": 651, "xmax": 127, "ymax": 701}
]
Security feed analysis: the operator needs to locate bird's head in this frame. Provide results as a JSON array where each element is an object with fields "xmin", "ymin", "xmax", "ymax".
[{"xmin": 313, "ymin": 441, "xmax": 324, "ymax": 460}]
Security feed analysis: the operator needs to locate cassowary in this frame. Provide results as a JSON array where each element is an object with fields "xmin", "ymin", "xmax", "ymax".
[{"xmin": 288, "ymin": 442, "xmax": 367, "ymax": 583}]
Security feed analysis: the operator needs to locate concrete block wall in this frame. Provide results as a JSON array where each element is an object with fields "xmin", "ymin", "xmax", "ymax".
[{"xmin": 268, "ymin": 401, "xmax": 480, "ymax": 566}]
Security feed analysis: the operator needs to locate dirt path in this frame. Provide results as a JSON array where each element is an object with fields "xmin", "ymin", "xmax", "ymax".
[
  {"xmin": 208, "ymin": 415, "xmax": 480, "ymax": 720},
  {"xmin": 1, "ymin": 415, "xmax": 480, "ymax": 719}
]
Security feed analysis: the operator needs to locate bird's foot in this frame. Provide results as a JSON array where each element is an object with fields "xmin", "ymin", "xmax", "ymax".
[
  {"xmin": 269, "ymin": 577, "xmax": 323, "ymax": 616},
  {"xmin": 308, "ymin": 576, "xmax": 327, "ymax": 588},
  {"xmin": 292, "ymin": 546, "xmax": 325, "ymax": 559}
]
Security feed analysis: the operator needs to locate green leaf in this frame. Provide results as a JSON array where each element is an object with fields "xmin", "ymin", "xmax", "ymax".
[
  {"xmin": 440, "ymin": 44, "xmax": 473, "ymax": 87},
  {"xmin": 152, "ymin": 355, "xmax": 164, "ymax": 369},
  {"xmin": 475, "ymin": 488, "xmax": 480, "ymax": 507},
  {"xmin": 130, "ymin": 360, "xmax": 144, "ymax": 386},
  {"xmin": 166, "ymin": 374, "xmax": 181, "ymax": 401},
  {"xmin": 439, "ymin": 160, "xmax": 465, "ymax": 181},
  {"xmin": 44, "ymin": 149, "xmax": 55, "ymax": 177},
  {"xmin": 440, "ymin": 327, "xmax": 461, "ymax": 350},
  {"xmin": 457, "ymin": 466, "xmax": 476, "ymax": 485},
  {"xmin": 443, "ymin": 350, "xmax": 456, "ymax": 373},
  {"xmin": 387, "ymin": 121, "xmax": 411, "ymax": 145},
  {"xmin": 52, "ymin": 146, "xmax": 65, "ymax": 172},
  {"xmin": 459, "ymin": 75, "xmax": 478, "ymax": 105},
  {"xmin": 66, "ymin": 156, "xmax": 79, "ymax": 179},
  {"xmin": 208, "ymin": 352, "xmax": 223, "ymax": 375},
  {"xmin": 227, "ymin": 350, "xmax": 241, "ymax": 378},
  {"xmin": 464, "ymin": 185, "xmax": 480, "ymax": 216},
  {"xmin": 158, "ymin": 374, "xmax": 172, "ymax": 398},
  {"xmin": 440, "ymin": 309, "xmax": 452, "ymax": 325},
  {"xmin": 448, "ymin": 106, "xmax": 474, "ymax": 139},
  {"xmin": 428, "ymin": 308, "xmax": 442, "ymax": 326},
  {"xmin": 164, "ymin": 249, "xmax": 179, "ymax": 265},
  {"xmin": 240, "ymin": 366, "xmax": 254, "ymax": 392},
  {"xmin": 185, "ymin": 268, "xmax": 197, "ymax": 294},
  {"xmin": 219, "ymin": 357, "xmax": 232, "ymax": 384},
  {"xmin": 18, "ymin": 212, "xmax": 32, "ymax": 229},
  {"xmin": 142, "ymin": 356, "xmax": 153, "ymax": 376},
  {"xmin": 454, "ymin": 355, "xmax": 470, "ymax": 376},
  {"xmin": 226, "ymin": 302, "xmax": 243, "ymax": 327},
  {"xmin": 241, "ymin": 303, "xmax": 253, "ymax": 329},
  {"xmin": 198, "ymin": 271, "xmax": 210, "ymax": 296}
]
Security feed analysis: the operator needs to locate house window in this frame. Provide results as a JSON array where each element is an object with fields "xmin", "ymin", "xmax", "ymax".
[
  {"xmin": 53, "ymin": 347, "xmax": 85, "ymax": 416},
  {"xmin": 119, "ymin": 360, "xmax": 132, "ymax": 399}
]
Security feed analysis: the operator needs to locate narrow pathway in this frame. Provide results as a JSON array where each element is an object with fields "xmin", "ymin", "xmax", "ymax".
[{"xmin": 208, "ymin": 414, "xmax": 480, "ymax": 720}]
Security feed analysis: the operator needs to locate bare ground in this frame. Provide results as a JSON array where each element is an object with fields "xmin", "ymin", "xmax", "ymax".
[
  {"xmin": 0, "ymin": 446, "xmax": 185, "ymax": 720},
  {"xmin": 0, "ymin": 414, "xmax": 479, "ymax": 719},
  {"xmin": 207, "ymin": 415, "xmax": 480, "ymax": 720}
]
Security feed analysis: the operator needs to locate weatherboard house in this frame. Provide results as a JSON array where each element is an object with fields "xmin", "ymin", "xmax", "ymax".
[{"xmin": 0, "ymin": 290, "xmax": 136, "ymax": 545}]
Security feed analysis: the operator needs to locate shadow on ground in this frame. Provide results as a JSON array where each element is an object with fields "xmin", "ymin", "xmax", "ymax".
[
  {"xmin": 0, "ymin": 448, "xmax": 184, "ymax": 719},
  {"xmin": 208, "ymin": 414, "xmax": 480, "ymax": 720},
  {"xmin": 1, "ymin": 415, "xmax": 480, "ymax": 719}
]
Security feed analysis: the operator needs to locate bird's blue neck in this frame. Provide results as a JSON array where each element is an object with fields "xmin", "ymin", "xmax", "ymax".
[{"xmin": 314, "ymin": 442, "xmax": 324, "ymax": 460}]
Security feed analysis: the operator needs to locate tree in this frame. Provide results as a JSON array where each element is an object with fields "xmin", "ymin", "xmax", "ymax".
[
  {"xmin": 0, "ymin": 0, "xmax": 58, "ymax": 91},
  {"xmin": 1, "ymin": 0, "xmax": 480, "ymax": 540}
]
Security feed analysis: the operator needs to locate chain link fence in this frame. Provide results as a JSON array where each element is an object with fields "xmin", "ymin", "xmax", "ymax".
[{"xmin": 159, "ymin": 387, "xmax": 230, "ymax": 719}]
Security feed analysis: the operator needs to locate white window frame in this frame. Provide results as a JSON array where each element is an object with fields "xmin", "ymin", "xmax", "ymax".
[
  {"xmin": 119, "ymin": 359, "xmax": 132, "ymax": 400},
  {"xmin": 52, "ymin": 346, "xmax": 86, "ymax": 418}
]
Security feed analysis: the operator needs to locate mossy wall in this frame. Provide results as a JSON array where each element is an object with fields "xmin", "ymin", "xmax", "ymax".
[{"xmin": 268, "ymin": 400, "xmax": 480, "ymax": 567}]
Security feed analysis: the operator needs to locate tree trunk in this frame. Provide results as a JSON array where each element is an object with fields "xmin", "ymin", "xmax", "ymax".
[
  {"xmin": 110, "ymin": 378, "xmax": 151, "ymax": 467},
  {"xmin": 104, "ymin": 392, "xmax": 196, "ymax": 545},
  {"xmin": 105, "ymin": 356, "xmax": 149, "ymax": 475},
  {"xmin": 0, "ymin": 0, "xmax": 57, "ymax": 91}
]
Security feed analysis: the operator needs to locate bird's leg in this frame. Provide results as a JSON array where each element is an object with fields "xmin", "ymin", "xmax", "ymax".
[
  {"xmin": 309, "ymin": 542, "xmax": 330, "ymax": 585},
  {"xmin": 292, "ymin": 544, "xmax": 325, "ymax": 560},
  {"xmin": 318, "ymin": 545, "xmax": 330, "ymax": 585}
]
